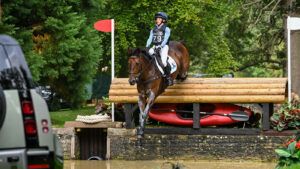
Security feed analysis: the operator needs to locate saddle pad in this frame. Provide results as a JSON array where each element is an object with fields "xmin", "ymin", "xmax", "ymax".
[{"xmin": 154, "ymin": 56, "xmax": 177, "ymax": 75}]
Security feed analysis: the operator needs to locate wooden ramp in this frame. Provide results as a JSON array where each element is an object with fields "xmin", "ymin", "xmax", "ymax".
[{"xmin": 109, "ymin": 78, "xmax": 288, "ymax": 103}]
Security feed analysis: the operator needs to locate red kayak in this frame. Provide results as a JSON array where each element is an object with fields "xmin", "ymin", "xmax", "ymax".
[{"xmin": 148, "ymin": 103, "xmax": 253, "ymax": 126}]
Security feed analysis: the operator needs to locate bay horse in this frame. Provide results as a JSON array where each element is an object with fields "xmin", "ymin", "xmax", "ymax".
[{"xmin": 128, "ymin": 41, "xmax": 189, "ymax": 138}]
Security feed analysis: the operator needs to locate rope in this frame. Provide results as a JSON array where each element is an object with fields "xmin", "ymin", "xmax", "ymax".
[{"xmin": 75, "ymin": 114, "xmax": 111, "ymax": 124}]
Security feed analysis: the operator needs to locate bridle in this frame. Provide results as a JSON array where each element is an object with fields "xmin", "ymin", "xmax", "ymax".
[{"xmin": 129, "ymin": 54, "xmax": 159, "ymax": 84}]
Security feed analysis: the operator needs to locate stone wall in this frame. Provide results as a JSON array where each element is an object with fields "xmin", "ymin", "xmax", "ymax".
[
  {"xmin": 52, "ymin": 127, "xmax": 292, "ymax": 161},
  {"xmin": 107, "ymin": 128, "xmax": 290, "ymax": 161},
  {"xmin": 52, "ymin": 127, "xmax": 79, "ymax": 160}
]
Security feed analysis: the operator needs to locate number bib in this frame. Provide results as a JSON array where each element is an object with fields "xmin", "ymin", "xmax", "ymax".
[{"xmin": 152, "ymin": 24, "xmax": 167, "ymax": 45}]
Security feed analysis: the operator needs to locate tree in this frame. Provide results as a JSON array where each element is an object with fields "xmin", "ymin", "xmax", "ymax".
[
  {"xmin": 0, "ymin": 0, "xmax": 104, "ymax": 108},
  {"xmin": 98, "ymin": 0, "xmax": 238, "ymax": 77},
  {"xmin": 1, "ymin": 0, "xmax": 300, "ymax": 108}
]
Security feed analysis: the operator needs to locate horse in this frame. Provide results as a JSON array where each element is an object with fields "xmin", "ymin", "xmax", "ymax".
[{"xmin": 128, "ymin": 41, "xmax": 190, "ymax": 138}]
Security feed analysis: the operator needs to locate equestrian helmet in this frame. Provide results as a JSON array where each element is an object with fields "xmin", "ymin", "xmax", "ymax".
[{"xmin": 154, "ymin": 12, "xmax": 168, "ymax": 22}]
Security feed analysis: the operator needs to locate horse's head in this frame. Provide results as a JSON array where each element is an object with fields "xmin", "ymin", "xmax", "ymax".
[
  {"xmin": 128, "ymin": 56, "xmax": 141, "ymax": 85},
  {"xmin": 128, "ymin": 48, "xmax": 142, "ymax": 85},
  {"xmin": 128, "ymin": 48, "xmax": 152, "ymax": 85}
]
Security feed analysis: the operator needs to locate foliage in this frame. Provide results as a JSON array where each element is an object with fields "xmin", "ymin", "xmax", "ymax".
[
  {"xmin": 275, "ymin": 136, "xmax": 300, "ymax": 169},
  {"xmin": 1, "ymin": 0, "xmax": 300, "ymax": 108},
  {"xmin": 101, "ymin": 96, "xmax": 112, "ymax": 111},
  {"xmin": 0, "ymin": 0, "xmax": 104, "ymax": 108},
  {"xmin": 91, "ymin": 73, "xmax": 111, "ymax": 99},
  {"xmin": 99, "ymin": 0, "xmax": 300, "ymax": 77},
  {"xmin": 271, "ymin": 95, "xmax": 300, "ymax": 131}
]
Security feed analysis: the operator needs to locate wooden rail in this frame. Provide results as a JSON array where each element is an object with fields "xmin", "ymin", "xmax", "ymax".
[{"xmin": 109, "ymin": 78, "xmax": 287, "ymax": 103}]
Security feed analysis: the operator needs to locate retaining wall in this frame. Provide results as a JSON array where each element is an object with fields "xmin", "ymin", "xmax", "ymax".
[{"xmin": 107, "ymin": 128, "xmax": 291, "ymax": 161}]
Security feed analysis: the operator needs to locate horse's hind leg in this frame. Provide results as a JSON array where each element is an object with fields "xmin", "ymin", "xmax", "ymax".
[
  {"xmin": 177, "ymin": 71, "xmax": 188, "ymax": 81},
  {"xmin": 176, "ymin": 67, "xmax": 188, "ymax": 81},
  {"xmin": 179, "ymin": 48, "xmax": 190, "ymax": 81}
]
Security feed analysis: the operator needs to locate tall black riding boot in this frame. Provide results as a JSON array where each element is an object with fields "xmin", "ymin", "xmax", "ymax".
[{"xmin": 164, "ymin": 63, "xmax": 173, "ymax": 86}]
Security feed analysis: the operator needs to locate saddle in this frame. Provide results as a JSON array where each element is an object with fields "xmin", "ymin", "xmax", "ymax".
[{"xmin": 153, "ymin": 52, "xmax": 177, "ymax": 75}]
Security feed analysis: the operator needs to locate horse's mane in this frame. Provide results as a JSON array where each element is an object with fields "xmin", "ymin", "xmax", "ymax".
[{"xmin": 128, "ymin": 48, "xmax": 152, "ymax": 60}]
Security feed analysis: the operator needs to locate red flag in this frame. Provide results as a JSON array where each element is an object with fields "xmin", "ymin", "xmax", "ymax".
[{"xmin": 94, "ymin": 19, "xmax": 112, "ymax": 32}]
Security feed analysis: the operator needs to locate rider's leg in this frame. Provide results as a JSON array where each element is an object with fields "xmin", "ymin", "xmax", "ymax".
[
  {"xmin": 160, "ymin": 45, "xmax": 173, "ymax": 86},
  {"xmin": 160, "ymin": 45, "xmax": 168, "ymax": 67}
]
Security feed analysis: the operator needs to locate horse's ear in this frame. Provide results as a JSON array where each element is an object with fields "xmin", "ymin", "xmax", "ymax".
[
  {"xmin": 133, "ymin": 48, "xmax": 141, "ymax": 56},
  {"xmin": 127, "ymin": 48, "xmax": 134, "ymax": 56},
  {"xmin": 131, "ymin": 48, "xmax": 141, "ymax": 56}
]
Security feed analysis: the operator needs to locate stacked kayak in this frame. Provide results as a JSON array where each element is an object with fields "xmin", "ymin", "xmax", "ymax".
[{"xmin": 149, "ymin": 103, "xmax": 253, "ymax": 126}]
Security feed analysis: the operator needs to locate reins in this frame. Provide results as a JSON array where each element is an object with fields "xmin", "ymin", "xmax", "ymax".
[{"xmin": 129, "ymin": 53, "xmax": 161, "ymax": 85}]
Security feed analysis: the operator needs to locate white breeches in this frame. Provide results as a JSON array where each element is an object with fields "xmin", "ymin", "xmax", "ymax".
[{"xmin": 148, "ymin": 45, "xmax": 169, "ymax": 67}]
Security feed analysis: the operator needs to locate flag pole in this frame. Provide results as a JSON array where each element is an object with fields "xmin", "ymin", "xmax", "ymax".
[
  {"xmin": 287, "ymin": 16, "xmax": 292, "ymax": 102},
  {"xmin": 111, "ymin": 19, "xmax": 115, "ymax": 122}
]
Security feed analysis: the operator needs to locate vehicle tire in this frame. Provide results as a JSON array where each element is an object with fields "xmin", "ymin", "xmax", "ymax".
[{"xmin": 0, "ymin": 86, "xmax": 6, "ymax": 130}]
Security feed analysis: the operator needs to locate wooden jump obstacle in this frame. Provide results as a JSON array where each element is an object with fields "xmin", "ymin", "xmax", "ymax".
[{"xmin": 109, "ymin": 78, "xmax": 288, "ymax": 132}]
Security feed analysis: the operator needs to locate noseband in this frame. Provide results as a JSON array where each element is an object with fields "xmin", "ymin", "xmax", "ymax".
[{"xmin": 129, "ymin": 55, "xmax": 157, "ymax": 83}]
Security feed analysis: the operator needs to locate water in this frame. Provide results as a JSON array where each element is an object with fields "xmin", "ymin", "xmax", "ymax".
[{"xmin": 64, "ymin": 160, "xmax": 277, "ymax": 169}]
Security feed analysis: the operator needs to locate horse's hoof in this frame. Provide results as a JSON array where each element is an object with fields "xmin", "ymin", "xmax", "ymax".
[
  {"xmin": 137, "ymin": 127, "xmax": 144, "ymax": 136},
  {"xmin": 137, "ymin": 138, "xmax": 143, "ymax": 147}
]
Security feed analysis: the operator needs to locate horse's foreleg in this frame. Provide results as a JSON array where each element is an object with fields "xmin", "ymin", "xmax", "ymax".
[
  {"xmin": 137, "ymin": 94, "xmax": 146, "ymax": 137},
  {"xmin": 141, "ymin": 91, "xmax": 156, "ymax": 127},
  {"xmin": 137, "ymin": 91, "xmax": 156, "ymax": 139}
]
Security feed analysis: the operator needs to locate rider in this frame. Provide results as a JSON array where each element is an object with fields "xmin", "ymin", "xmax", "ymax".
[{"xmin": 146, "ymin": 12, "xmax": 173, "ymax": 86}]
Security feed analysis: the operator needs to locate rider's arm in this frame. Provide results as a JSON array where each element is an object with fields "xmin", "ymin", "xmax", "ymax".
[
  {"xmin": 161, "ymin": 27, "xmax": 170, "ymax": 47},
  {"xmin": 146, "ymin": 30, "xmax": 153, "ymax": 47}
]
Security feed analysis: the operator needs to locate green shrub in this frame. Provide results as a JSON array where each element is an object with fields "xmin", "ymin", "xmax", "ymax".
[
  {"xmin": 275, "ymin": 136, "xmax": 300, "ymax": 169},
  {"xmin": 271, "ymin": 95, "xmax": 300, "ymax": 131}
]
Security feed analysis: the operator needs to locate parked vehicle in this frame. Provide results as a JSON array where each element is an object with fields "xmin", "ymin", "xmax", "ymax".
[
  {"xmin": 36, "ymin": 86, "xmax": 71, "ymax": 111},
  {"xmin": 0, "ymin": 35, "xmax": 63, "ymax": 169}
]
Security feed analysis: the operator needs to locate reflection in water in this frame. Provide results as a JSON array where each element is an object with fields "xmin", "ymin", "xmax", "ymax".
[{"xmin": 64, "ymin": 160, "xmax": 276, "ymax": 169}]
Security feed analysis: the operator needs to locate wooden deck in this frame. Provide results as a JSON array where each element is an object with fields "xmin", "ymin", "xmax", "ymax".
[{"xmin": 64, "ymin": 121, "xmax": 123, "ymax": 128}]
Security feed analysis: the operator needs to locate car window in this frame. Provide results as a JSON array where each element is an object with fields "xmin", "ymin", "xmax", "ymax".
[
  {"xmin": 5, "ymin": 45, "xmax": 32, "ymax": 79},
  {"xmin": 0, "ymin": 45, "xmax": 11, "ymax": 71}
]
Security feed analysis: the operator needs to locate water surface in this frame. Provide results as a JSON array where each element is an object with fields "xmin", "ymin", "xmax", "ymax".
[{"xmin": 64, "ymin": 160, "xmax": 277, "ymax": 169}]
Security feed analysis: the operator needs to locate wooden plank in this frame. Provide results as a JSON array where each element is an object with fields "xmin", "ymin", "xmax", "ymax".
[
  {"xmin": 144, "ymin": 127, "xmax": 261, "ymax": 135},
  {"xmin": 144, "ymin": 127, "xmax": 295, "ymax": 136},
  {"xmin": 110, "ymin": 83, "xmax": 286, "ymax": 90},
  {"xmin": 262, "ymin": 130, "xmax": 296, "ymax": 136},
  {"xmin": 112, "ymin": 78, "xmax": 287, "ymax": 84},
  {"xmin": 109, "ymin": 95, "xmax": 286, "ymax": 103},
  {"xmin": 64, "ymin": 121, "xmax": 123, "ymax": 128},
  {"xmin": 109, "ymin": 88, "xmax": 285, "ymax": 96}
]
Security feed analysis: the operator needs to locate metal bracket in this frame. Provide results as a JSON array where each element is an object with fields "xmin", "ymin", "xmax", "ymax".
[{"xmin": 193, "ymin": 103, "xmax": 200, "ymax": 129}]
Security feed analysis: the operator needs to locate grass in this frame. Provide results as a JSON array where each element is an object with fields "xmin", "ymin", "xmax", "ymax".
[{"xmin": 50, "ymin": 106, "xmax": 95, "ymax": 128}]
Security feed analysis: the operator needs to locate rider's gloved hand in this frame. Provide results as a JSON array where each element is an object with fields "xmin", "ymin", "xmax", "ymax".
[
  {"xmin": 148, "ymin": 47, "xmax": 155, "ymax": 56},
  {"xmin": 156, "ymin": 45, "xmax": 162, "ymax": 52}
]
